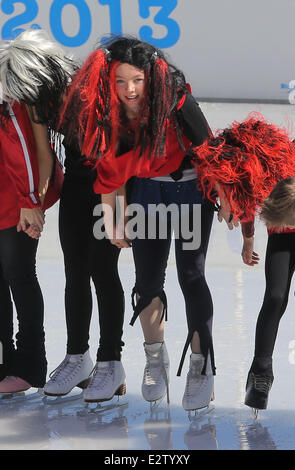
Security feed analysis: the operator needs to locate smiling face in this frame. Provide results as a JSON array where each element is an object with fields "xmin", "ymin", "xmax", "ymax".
[{"xmin": 115, "ymin": 63, "xmax": 145, "ymax": 119}]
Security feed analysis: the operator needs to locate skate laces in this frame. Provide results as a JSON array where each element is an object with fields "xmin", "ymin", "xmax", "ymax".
[
  {"xmin": 145, "ymin": 350, "xmax": 167, "ymax": 385},
  {"xmin": 49, "ymin": 355, "xmax": 83, "ymax": 383},
  {"xmin": 185, "ymin": 360, "xmax": 208, "ymax": 397},
  {"xmin": 143, "ymin": 345, "xmax": 170, "ymax": 404},
  {"xmin": 144, "ymin": 349, "xmax": 168, "ymax": 385},
  {"xmin": 89, "ymin": 363, "xmax": 114, "ymax": 389},
  {"xmin": 252, "ymin": 374, "xmax": 273, "ymax": 394}
]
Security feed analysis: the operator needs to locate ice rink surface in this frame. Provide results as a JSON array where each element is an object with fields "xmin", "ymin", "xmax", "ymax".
[{"xmin": 1, "ymin": 102, "xmax": 295, "ymax": 451}]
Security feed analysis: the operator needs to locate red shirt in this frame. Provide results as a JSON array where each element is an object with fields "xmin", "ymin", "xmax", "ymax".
[
  {"xmin": 92, "ymin": 91, "xmax": 202, "ymax": 195},
  {"xmin": 0, "ymin": 102, "xmax": 41, "ymax": 230},
  {"xmin": 93, "ymin": 121, "xmax": 191, "ymax": 194}
]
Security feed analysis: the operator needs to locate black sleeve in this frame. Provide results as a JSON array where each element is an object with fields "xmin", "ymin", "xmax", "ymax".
[{"xmin": 176, "ymin": 91, "xmax": 212, "ymax": 146}]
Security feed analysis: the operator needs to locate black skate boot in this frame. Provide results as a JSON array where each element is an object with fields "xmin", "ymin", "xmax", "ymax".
[
  {"xmin": 245, "ymin": 372, "xmax": 273, "ymax": 410},
  {"xmin": 245, "ymin": 356, "xmax": 274, "ymax": 411}
]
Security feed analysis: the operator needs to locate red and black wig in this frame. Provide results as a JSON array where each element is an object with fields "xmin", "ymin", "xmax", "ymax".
[
  {"xmin": 193, "ymin": 113, "xmax": 295, "ymax": 220},
  {"xmin": 59, "ymin": 36, "xmax": 187, "ymax": 163}
]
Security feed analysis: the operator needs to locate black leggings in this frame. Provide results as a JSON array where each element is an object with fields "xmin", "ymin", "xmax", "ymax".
[
  {"xmin": 0, "ymin": 227, "xmax": 46, "ymax": 387},
  {"xmin": 59, "ymin": 174, "xmax": 125, "ymax": 362},
  {"xmin": 131, "ymin": 201, "xmax": 215, "ymax": 375},
  {"xmin": 252, "ymin": 233, "xmax": 295, "ymax": 366}
]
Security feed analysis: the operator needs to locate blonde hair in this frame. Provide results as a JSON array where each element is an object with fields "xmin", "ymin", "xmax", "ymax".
[{"xmin": 261, "ymin": 177, "xmax": 295, "ymax": 228}]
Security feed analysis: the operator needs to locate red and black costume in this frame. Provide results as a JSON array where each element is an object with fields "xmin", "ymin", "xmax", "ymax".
[
  {"xmin": 193, "ymin": 113, "xmax": 295, "ymax": 221},
  {"xmin": 59, "ymin": 144, "xmax": 125, "ymax": 363},
  {"xmin": 92, "ymin": 91, "xmax": 192, "ymax": 193},
  {"xmin": 0, "ymin": 102, "xmax": 41, "ymax": 230},
  {"xmin": 125, "ymin": 90, "xmax": 216, "ymax": 377},
  {"xmin": 0, "ymin": 28, "xmax": 76, "ymax": 390},
  {"xmin": 248, "ymin": 221, "xmax": 295, "ymax": 380},
  {"xmin": 61, "ymin": 68, "xmax": 216, "ymax": 376},
  {"xmin": 0, "ymin": 102, "xmax": 46, "ymax": 386},
  {"xmin": 59, "ymin": 35, "xmax": 216, "ymax": 379},
  {"xmin": 191, "ymin": 112, "xmax": 295, "ymax": 389}
]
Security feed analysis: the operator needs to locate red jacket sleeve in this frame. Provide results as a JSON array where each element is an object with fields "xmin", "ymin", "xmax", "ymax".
[
  {"xmin": 241, "ymin": 219, "xmax": 255, "ymax": 238},
  {"xmin": 1, "ymin": 102, "xmax": 41, "ymax": 209}
]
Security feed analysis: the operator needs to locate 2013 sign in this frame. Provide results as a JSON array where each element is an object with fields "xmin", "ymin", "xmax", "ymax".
[{"xmin": 1, "ymin": 0, "xmax": 181, "ymax": 48}]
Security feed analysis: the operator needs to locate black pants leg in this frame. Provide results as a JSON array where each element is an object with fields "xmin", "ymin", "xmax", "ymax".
[
  {"xmin": 250, "ymin": 233, "xmax": 295, "ymax": 374},
  {"xmin": 131, "ymin": 202, "xmax": 215, "ymax": 375},
  {"xmin": 131, "ymin": 215, "xmax": 172, "ymax": 326},
  {"xmin": 175, "ymin": 201, "xmax": 215, "ymax": 375},
  {"xmin": 59, "ymin": 175, "xmax": 125, "ymax": 361},
  {"xmin": 59, "ymin": 178, "xmax": 94, "ymax": 355},
  {"xmin": 90, "ymin": 240, "xmax": 124, "ymax": 362},
  {"xmin": 0, "ymin": 264, "xmax": 14, "ymax": 381},
  {"xmin": 0, "ymin": 227, "xmax": 46, "ymax": 387}
]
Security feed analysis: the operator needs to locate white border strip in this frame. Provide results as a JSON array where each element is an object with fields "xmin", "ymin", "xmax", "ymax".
[
  {"xmin": 150, "ymin": 168, "xmax": 197, "ymax": 182},
  {"xmin": 8, "ymin": 103, "xmax": 38, "ymax": 205}
]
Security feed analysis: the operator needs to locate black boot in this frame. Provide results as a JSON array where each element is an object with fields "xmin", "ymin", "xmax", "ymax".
[
  {"xmin": 245, "ymin": 372, "xmax": 273, "ymax": 410},
  {"xmin": 245, "ymin": 357, "xmax": 274, "ymax": 410}
]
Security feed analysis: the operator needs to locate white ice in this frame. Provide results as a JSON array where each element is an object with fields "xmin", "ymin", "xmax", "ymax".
[{"xmin": 1, "ymin": 102, "xmax": 295, "ymax": 450}]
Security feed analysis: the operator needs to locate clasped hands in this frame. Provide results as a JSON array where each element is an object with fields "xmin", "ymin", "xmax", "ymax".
[{"xmin": 17, "ymin": 207, "xmax": 45, "ymax": 239}]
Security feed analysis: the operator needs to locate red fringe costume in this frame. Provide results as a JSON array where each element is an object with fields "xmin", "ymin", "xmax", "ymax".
[{"xmin": 193, "ymin": 113, "xmax": 295, "ymax": 222}]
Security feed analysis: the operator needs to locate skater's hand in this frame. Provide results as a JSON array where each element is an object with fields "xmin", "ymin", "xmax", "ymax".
[
  {"xmin": 24, "ymin": 224, "xmax": 41, "ymax": 239},
  {"xmin": 101, "ymin": 186, "xmax": 131, "ymax": 248},
  {"xmin": 242, "ymin": 236, "xmax": 259, "ymax": 266},
  {"xmin": 110, "ymin": 223, "xmax": 131, "ymax": 249},
  {"xmin": 103, "ymin": 216, "xmax": 131, "ymax": 248},
  {"xmin": 214, "ymin": 183, "xmax": 239, "ymax": 230},
  {"xmin": 110, "ymin": 237, "xmax": 131, "ymax": 249},
  {"xmin": 218, "ymin": 205, "xmax": 239, "ymax": 230},
  {"xmin": 17, "ymin": 208, "xmax": 45, "ymax": 238}
]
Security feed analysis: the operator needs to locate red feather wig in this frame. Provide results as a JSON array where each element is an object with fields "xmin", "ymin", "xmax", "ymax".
[{"xmin": 193, "ymin": 113, "xmax": 295, "ymax": 220}]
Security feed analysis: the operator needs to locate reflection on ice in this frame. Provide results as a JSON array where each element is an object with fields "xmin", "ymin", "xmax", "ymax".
[
  {"xmin": 144, "ymin": 402, "xmax": 173, "ymax": 450},
  {"xmin": 184, "ymin": 422, "xmax": 217, "ymax": 450},
  {"xmin": 0, "ymin": 388, "xmax": 294, "ymax": 449},
  {"xmin": 0, "ymin": 388, "xmax": 43, "ymax": 404},
  {"xmin": 239, "ymin": 421, "xmax": 277, "ymax": 450}
]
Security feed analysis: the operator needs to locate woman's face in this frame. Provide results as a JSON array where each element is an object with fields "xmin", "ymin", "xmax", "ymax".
[{"xmin": 115, "ymin": 63, "xmax": 145, "ymax": 117}]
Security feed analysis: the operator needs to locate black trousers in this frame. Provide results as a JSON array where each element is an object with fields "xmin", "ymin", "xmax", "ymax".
[
  {"xmin": 251, "ymin": 233, "xmax": 295, "ymax": 372},
  {"xmin": 130, "ymin": 201, "xmax": 215, "ymax": 376},
  {"xmin": 59, "ymin": 174, "xmax": 125, "ymax": 362},
  {"xmin": 0, "ymin": 227, "xmax": 46, "ymax": 387}
]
